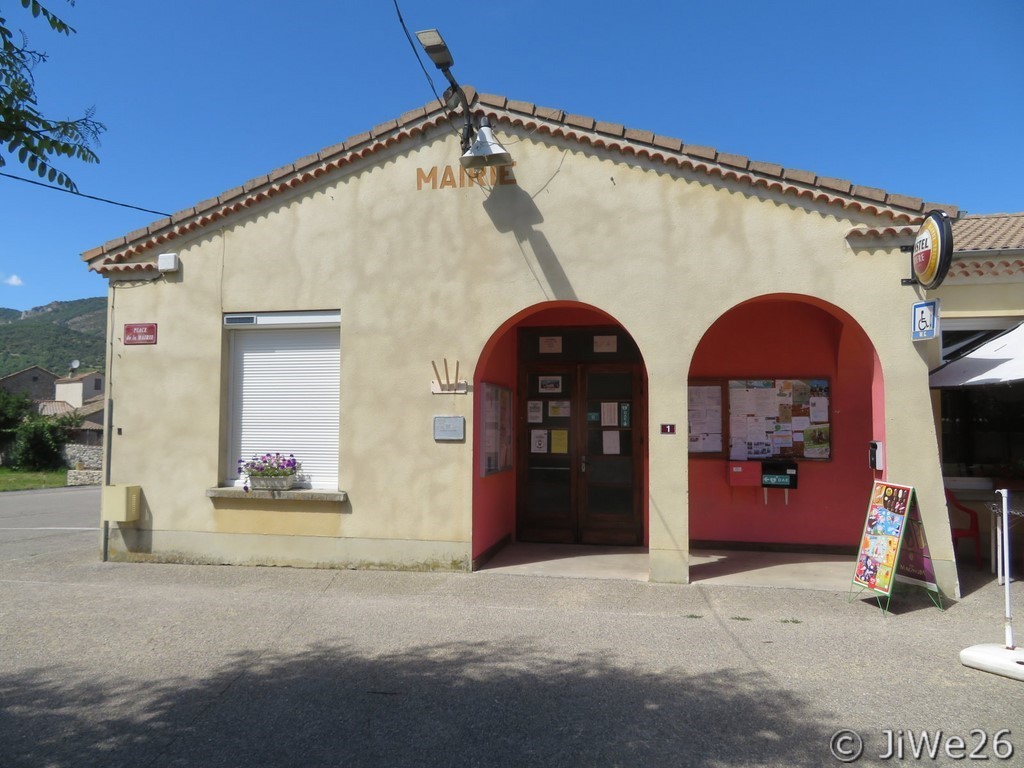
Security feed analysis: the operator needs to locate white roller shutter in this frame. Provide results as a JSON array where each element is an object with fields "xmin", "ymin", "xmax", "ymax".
[{"xmin": 228, "ymin": 327, "xmax": 340, "ymax": 488}]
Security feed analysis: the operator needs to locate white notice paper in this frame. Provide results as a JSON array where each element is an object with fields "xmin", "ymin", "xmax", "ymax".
[
  {"xmin": 810, "ymin": 397, "xmax": 829, "ymax": 423},
  {"xmin": 601, "ymin": 402, "xmax": 619, "ymax": 426},
  {"xmin": 549, "ymin": 400, "xmax": 571, "ymax": 418},
  {"xmin": 531, "ymin": 430, "xmax": 548, "ymax": 453},
  {"xmin": 527, "ymin": 401, "xmax": 543, "ymax": 423},
  {"xmin": 602, "ymin": 430, "xmax": 621, "ymax": 455},
  {"xmin": 729, "ymin": 437, "xmax": 748, "ymax": 460}
]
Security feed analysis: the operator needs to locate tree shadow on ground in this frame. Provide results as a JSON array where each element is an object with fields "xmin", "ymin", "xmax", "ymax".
[{"xmin": 2, "ymin": 639, "xmax": 836, "ymax": 767}]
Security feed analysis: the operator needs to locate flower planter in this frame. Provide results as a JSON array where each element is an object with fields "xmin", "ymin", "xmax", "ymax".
[{"xmin": 248, "ymin": 475, "xmax": 296, "ymax": 491}]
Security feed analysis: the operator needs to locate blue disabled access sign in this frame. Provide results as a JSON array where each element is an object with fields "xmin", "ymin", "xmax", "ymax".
[{"xmin": 911, "ymin": 299, "xmax": 940, "ymax": 342}]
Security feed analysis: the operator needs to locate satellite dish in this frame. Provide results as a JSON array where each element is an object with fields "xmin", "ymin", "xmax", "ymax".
[{"xmin": 70, "ymin": 360, "xmax": 80, "ymax": 371}]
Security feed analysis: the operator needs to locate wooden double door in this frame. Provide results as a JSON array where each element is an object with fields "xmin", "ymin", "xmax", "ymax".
[{"xmin": 516, "ymin": 362, "xmax": 643, "ymax": 545}]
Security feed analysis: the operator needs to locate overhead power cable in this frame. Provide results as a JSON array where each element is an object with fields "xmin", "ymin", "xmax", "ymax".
[{"xmin": 0, "ymin": 171, "xmax": 171, "ymax": 217}]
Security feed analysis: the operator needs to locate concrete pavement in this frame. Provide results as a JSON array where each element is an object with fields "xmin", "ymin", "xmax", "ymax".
[{"xmin": 1, "ymin": 487, "xmax": 1021, "ymax": 767}]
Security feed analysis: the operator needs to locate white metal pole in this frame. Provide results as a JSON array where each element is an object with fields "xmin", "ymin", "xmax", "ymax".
[{"xmin": 997, "ymin": 489, "xmax": 1015, "ymax": 649}]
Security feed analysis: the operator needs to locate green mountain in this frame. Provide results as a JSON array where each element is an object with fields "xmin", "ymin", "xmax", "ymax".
[{"xmin": 0, "ymin": 298, "xmax": 107, "ymax": 378}]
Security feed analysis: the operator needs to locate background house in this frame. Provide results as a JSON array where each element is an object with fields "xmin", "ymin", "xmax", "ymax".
[
  {"xmin": 55, "ymin": 371, "xmax": 105, "ymax": 408},
  {"xmin": 0, "ymin": 366, "xmax": 60, "ymax": 401}
]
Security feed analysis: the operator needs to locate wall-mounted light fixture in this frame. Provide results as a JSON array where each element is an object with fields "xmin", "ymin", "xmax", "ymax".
[{"xmin": 415, "ymin": 28, "xmax": 513, "ymax": 170}]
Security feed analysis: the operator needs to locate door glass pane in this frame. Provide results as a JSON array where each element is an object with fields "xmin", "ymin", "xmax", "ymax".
[
  {"xmin": 587, "ymin": 371, "xmax": 631, "ymax": 399},
  {"xmin": 527, "ymin": 467, "xmax": 571, "ymax": 509},
  {"xmin": 586, "ymin": 456, "xmax": 634, "ymax": 485},
  {"xmin": 584, "ymin": 484, "xmax": 633, "ymax": 516}
]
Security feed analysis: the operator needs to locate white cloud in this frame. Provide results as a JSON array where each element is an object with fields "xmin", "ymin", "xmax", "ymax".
[{"xmin": 3, "ymin": 274, "xmax": 24, "ymax": 286}]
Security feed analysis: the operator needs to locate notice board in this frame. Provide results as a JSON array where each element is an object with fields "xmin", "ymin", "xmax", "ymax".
[
  {"xmin": 480, "ymin": 383, "xmax": 513, "ymax": 476},
  {"xmin": 852, "ymin": 481, "xmax": 938, "ymax": 600},
  {"xmin": 689, "ymin": 378, "xmax": 831, "ymax": 460}
]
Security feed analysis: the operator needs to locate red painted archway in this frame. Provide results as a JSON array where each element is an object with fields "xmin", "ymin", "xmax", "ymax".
[
  {"xmin": 688, "ymin": 294, "xmax": 884, "ymax": 549},
  {"xmin": 472, "ymin": 301, "xmax": 649, "ymax": 564}
]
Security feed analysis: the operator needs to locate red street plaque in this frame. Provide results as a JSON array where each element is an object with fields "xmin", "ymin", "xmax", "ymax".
[{"xmin": 124, "ymin": 323, "xmax": 157, "ymax": 345}]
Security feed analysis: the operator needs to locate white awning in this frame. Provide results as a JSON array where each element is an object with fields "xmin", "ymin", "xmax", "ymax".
[{"xmin": 930, "ymin": 322, "xmax": 1024, "ymax": 387}]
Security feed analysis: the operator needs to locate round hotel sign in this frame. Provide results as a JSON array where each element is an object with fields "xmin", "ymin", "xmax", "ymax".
[{"xmin": 911, "ymin": 210, "xmax": 953, "ymax": 289}]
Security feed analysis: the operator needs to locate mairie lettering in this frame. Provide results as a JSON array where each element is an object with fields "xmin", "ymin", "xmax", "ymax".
[{"xmin": 416, "ymin": 164, "xmax": 517, "ymax": 190}]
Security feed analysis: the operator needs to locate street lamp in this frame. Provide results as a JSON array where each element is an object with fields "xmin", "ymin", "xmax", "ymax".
[{"xmin": 415, "ymin": 28, "xmax": 513, "ymax": 169}]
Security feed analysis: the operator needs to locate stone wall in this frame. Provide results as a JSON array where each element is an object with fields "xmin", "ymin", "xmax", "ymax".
[
  {"xmin": 65, "ymin": 443, "xmax": 103, "ymax": 484},
  {"xmin": 67, "ymin": 469, "xmax": 103, "ymax": 486},
  {"xmin": 64, "ymin": 443, "xmax": 102, "ymax": 470}
]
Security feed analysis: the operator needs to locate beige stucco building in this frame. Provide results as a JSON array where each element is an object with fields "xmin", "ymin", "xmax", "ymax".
[{"xmin": 83, "ymin": 88, "xmax": 1024, "ymax": 599}]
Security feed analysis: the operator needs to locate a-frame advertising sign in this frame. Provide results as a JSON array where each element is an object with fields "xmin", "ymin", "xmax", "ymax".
[{"xmin": 851, "ymin": 481, "xmax": 942, "ymax": 613}]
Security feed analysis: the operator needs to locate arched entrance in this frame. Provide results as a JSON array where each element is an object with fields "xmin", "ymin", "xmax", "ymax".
[
  {"xmin": 687, "ymin": 294, "xmax": 883, "ymax": 560},
  {"xmin": 472, "ymin": 302, "xmax": 649, "ymax": 566}
]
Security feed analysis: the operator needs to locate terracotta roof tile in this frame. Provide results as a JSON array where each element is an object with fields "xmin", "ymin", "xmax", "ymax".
[
  {"xmin": 884, "ymin": 193, "xmax": 922, "ymax": 211},
  {"xmin": 37, "ymin": 400, "xmax": 74, "ymax": 417},
  {"xmin": 783, "ymin": 168, "xmax": 816, "ymax": 185},
  {"xmin": 717, "ymin": 152, "xmax": 749, "ymax": 169},
  {"xmin": 345, "ymin": 131, "xmax": 371, "ymax": 148},
  {"xmin": 195, "ymin": 196, "xmax": 220, "ymax": 214},
  {"xmin": 652, "ymin": 134, "xmax": 682, "ymax": 152},
  {"xmin": 242, "ymin": 176, "xmax": 268, "ymax": 194},
  {"xmin": 294, "ymin": 153, "xmax": 321, "ymax": 172},
  {"xmin": 535, "ymin": 106, "xmax": 564, "ymax": 122},
  {"xmin": 565, "ymin": 113, "xmax": 595, "ymax": 130},
  {"xmin": 681, "ymin": 142, "xmax": 714, "ymax": 159},
  {"xmin": 371, "ymin": 119, "xmax": 398, "ymax": 138},
  {"xmin": 625, "ymin": 128, "xmax": 655, "ymax": 144},
  {"xmin": 852, "ymin": 185, "xmax": 886, "ymax": 203},
  {"xmin": 506, "ymin": 99, "xmax": 535, "ymax": 114},
  {"xmin": 749, "ymin": 161, "xmax": 783, "ymax": 178},
  {"xmin": 953, "ymin": 213, "xmax": 1024, "ymax": 252},
  {"xmin": 269, "ymin": 165, "xmax": 295, "ymax": 183},
  {"xmin": 818, "ymin": 177, "xmax": 852, "ymax": 194},
  {"xmin": 399, "ymin": 106, "xmax": 427, "ymax": 125},
  {"xmin": 83, "ymin": 88, "xmax": 966, "ymax": 269},
  {"xmin": 595, "ymin": 121, "xmax": 625, "ymax": 137},
  {"xmin": 477, "ymin": 92, "xmax": 506, "ymax": 108}
]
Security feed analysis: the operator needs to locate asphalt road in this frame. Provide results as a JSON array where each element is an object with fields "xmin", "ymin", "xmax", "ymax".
[{"xmin": 1, "ymin": 486, "xmax": 1022, "ymax": 767}]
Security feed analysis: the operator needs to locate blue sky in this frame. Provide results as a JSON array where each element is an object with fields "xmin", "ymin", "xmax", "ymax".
[{"xmin": 1, "ymin": 1, "xmax": 1022, "ymax": 311}]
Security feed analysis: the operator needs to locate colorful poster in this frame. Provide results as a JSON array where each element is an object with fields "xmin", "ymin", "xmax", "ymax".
[
  {"xmin": 852, "ymin": 481, "xmax": 913, "ymax": 596},
  {"xmin": 894, "ymin": 501, "xmax": 938, "ymax": 591}
]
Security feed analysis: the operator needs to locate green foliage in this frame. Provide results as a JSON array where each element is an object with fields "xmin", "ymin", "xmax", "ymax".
[
  {"xmin": 9, "ymin": 411, "xmax": 80, "ymax": 469},
  {"xmin": 0, "ymin": 0, "xmax": 105, "ymax": 190},
  {"xmin": 0, "ymin": 297, "xmax": 106, "ymax": 377},
  {"xmin": 0, "ymin": 388, "xmax": 33, "ymax": 430}
]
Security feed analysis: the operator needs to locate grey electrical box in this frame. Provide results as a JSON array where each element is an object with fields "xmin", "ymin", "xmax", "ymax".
[{"xmin": 868, "ymin": 441, "xmax": 885, "ymax": 470}]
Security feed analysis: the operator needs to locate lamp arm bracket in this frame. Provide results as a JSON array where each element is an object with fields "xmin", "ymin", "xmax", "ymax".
[{"xmin": 441, "ymin": 68, "xmax": 473, "ymax": 151}]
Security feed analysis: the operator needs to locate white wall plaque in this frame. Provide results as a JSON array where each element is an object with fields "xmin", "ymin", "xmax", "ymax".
[{"xmin": 433, "ymin": 416, "xmax": 465, "ymax": 442}]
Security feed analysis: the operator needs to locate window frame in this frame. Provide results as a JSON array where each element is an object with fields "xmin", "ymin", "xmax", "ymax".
[{"xmin": 224, "ymin": 311, "xmax": 341, "ymax": 490}]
